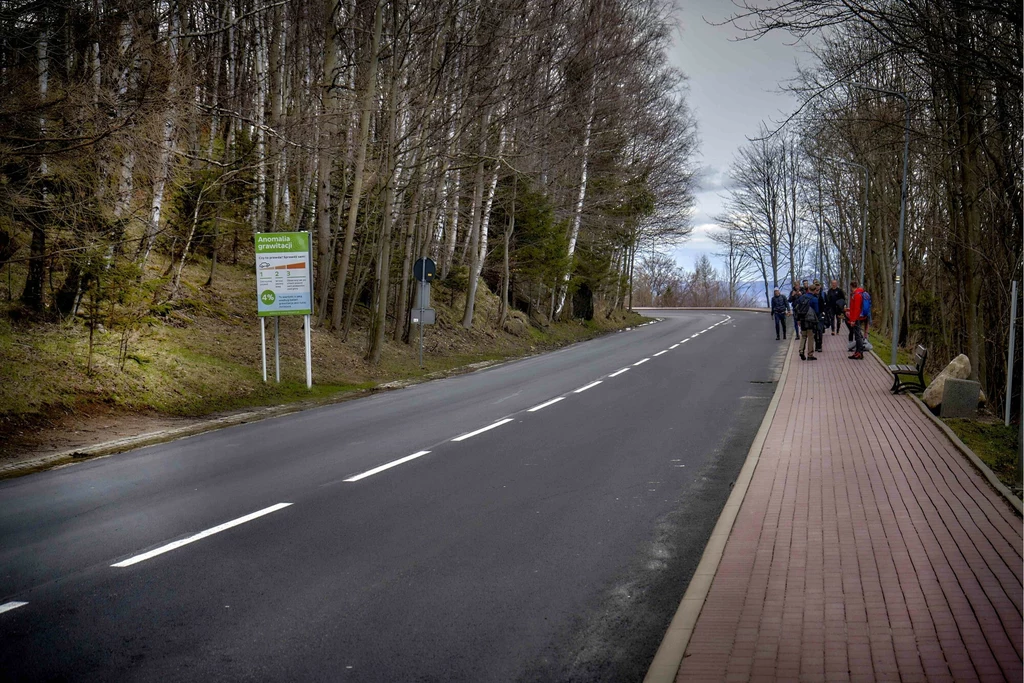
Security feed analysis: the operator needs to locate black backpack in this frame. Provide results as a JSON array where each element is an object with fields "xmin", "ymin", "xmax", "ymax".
[{"xmin": 794, "ymin": 295, "xmax": 811, "ymax": 322}]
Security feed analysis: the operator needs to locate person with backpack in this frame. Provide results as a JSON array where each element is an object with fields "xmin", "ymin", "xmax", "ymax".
[
  {"xmin": 788, "ymin": 283, "xmax": 802, "ymax": 336},
  {"xmin": 770, "ymin": 288, "xmax": 789, "ymax": 340},
  {"xmin": 847, "ymin": 281, "xmax": 867, "ymax": 359},
  {"xmin": 825, "ymin": 280, "xmax": 846, "ymax": 335},
  {"xmin": 813, "ymin": 281, "xmax": 826, "ymax": 352},
  {"xmin": 794, "ymin": 287, "xmax": 819, "ymax": 361},
  {"xmin": 861, "ymin": 289, "xmax": 873, "ymax": 336}
]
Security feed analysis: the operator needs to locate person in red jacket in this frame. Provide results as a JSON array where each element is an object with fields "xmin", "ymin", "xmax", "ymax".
[{"xmin": 847, "ymin": 281, "xmax": 866, "ymax": 359}]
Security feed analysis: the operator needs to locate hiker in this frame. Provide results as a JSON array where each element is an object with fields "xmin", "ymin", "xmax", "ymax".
[
  {"xmin": 825, "ymin": 280, "xmax": 846, "ymax": 335},
  {"xmin": 861, "ymin": 288, "xmax": 873, "ymax": 336},
  {"xmin": 794, "ymin": 286, "xmax": 819, "ymax": 361},
  {"xmin": 813, "ymin": 281, "xmax": 825, "ymax": 352},
  {"xmin": 788, "ymin": 283, "xmax": 802, "ymax": 336},
  {"xmin": 770, "ymin": 288, "xmax": 789, "ymax": 340},
  {"xmin": 847, "ymin": 281, "xmax": 867, "ymax": 359}
]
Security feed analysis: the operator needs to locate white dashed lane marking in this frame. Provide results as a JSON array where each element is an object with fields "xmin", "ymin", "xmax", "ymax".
[
  {"xmin": 608, "ymin": 368, "xmax": 629, "ymax": 377},
  {"xmin": 633, "ymin": 358, "xmax": 650, "ymax": 366},
  {"xmin": 0, "ymin": 602, "xmax": 28, "ymax": 615},
  {"xmin": 528, "ymin": 397, "xmax": 565, "ymax": 412},
  {"xmin": 452, "ymin": 418, "xmax": 515, "ymax": 442},
  {"xmin": 345, "ymin": 451, "xmax": 431, "ymax": 482},
  {"xmin": 111, "ymin": 503, "xmax": 293, "ymax": 568},
  {"xmin": 574, "ymin": 381, "xmax": 603, "ymax": 394},
  {"xmin": 653, "ymin": 350, "xmax": 668, "ymax": 357}
]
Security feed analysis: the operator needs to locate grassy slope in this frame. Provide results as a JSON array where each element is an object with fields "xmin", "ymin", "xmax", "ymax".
[
  {"xmin": 0, "ymin": 255, "xmax": 644, "ymax": 440},
  {"xmin": 869, "ymin": 330, "xmax": 1020, "ymax": 492}
]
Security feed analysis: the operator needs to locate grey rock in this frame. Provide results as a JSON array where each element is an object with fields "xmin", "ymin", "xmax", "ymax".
[{"xmin": 923, "ymin": 353, "xmax": 971, "ymax": 410}]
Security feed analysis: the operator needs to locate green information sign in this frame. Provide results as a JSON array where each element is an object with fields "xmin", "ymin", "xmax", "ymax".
[{"xmin": 254, "ymin": 232, "xmax": 312, "ymax": 316}]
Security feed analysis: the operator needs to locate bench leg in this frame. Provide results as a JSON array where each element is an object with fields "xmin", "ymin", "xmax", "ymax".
[{"xmin": 891, "ymin": 374, "xmax": 901, "ymax": 393}]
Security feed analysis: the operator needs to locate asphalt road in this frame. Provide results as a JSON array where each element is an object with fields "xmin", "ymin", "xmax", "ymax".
[{"xmin": 0, "ymin": 310, "xmax": 784, "ymax": 682}]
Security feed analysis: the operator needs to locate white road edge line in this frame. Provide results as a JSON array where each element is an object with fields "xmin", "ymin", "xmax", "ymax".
[
  {"xmin": 345, "ymin": 451, "xmax": 432, "ymax": 482},
  {"xmin": 528, "ymin": 397, "xmax": 565, "ymax": 412},
  {"xmin": 608, "ymin": 368, "xmax": 630, "ymax": 377},
  {"xmin": 574, "ymin": 381, "xmax": 603, "ymax": 393},
  {"xmin": 452, "ymin": 418, "xmax": 515, "ymax": 442},
  {"xmin": 0, "ymin": 602, "xmax": 28, "ymax": 615},
  {"xmin": 653, "ymin": 350, "xmax": 668, "ymax": 357},
  {"xmin": 633, "ymin": 358, "xmax": 650, "ymax": 366},
  {"xmin": 111, "ymin": 503, "xmax": 293, "ymax": 568}
]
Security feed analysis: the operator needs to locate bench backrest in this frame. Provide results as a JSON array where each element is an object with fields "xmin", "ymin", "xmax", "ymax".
[{"xmin": 914, "ymin": 345, "xmax": 927, "ymax": 370}]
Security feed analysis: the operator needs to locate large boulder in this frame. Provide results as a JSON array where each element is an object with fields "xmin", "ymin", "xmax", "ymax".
[{"xmin": 922, "ymin": 354, "xmax": 971, "ymax": 410}]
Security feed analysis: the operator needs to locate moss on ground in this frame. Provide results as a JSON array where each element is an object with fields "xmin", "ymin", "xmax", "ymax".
[{"xmin": 945, "ymin": 418, "xmax": 1021, "ymax": 493}]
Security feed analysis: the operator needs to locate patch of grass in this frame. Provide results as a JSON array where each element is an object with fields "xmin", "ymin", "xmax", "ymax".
[{"xmin": 944, "ymin": 417, "xmax": 1021, "ymax": 492}]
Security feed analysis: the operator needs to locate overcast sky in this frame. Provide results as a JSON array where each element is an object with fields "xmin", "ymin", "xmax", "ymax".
[{"xmin": 665, "ymin": 0, "xmax": 804, "ymax": 274}]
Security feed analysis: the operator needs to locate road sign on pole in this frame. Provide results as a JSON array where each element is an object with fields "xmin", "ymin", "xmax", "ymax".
[
  {"xmin": 411, "ymin": 276, "xmax": 436, "ymax": 368},
  {"xmin": 254, "ymin": 231, "xmax": 314, "ymax": 387},
  {"xmin": 414, "ymin": 257, "xmax": 436, "ymax": 283},
  {"xmin": 255, "ymin": 232, "xmax": 312, "ymax": 317}
]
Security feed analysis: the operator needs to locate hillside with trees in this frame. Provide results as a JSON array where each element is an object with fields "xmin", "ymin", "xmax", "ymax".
[
  {"xmin": 710, "ymin": 0, "xmax": 1021, "ymax": 421},
  {"xmin": 0, "ymin": 0, "xmax": 698, "ymax": 434}
]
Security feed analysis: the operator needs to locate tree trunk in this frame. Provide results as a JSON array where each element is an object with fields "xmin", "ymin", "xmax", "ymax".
[
  {"xmin": 462, "ymin": 120, "xmax": 504, "ymax": 328},
  {"xmin": 332, "ymin": 0, "xmax": 383, "ymax": 335},
  {"xmin": 140, "ymin": 13, "xmax": 179, "ymax": 265},
  {"xmin": 555, "ymin": 74, "xmax": 596, "ymax": 318},
  {"xmin": 368, "ymin": 61, "xmax": 400, "ymax": 365},
  {"xmin": 315, "ymin": 1, "xmax": 339, "ymax": 323}
]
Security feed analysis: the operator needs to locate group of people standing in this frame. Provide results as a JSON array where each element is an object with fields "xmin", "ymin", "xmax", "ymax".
[{"xmin": 769, "ymin": 279, "xmax": 872, "ymax": 361}]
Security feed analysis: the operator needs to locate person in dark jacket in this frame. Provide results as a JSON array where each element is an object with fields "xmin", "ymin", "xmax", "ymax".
[
  {"xmin": 796, "ymin": 288, "xmax": 820, "ymax": 360},
  {"xmin": 825, "ymin": 280, "xmax": 846, "ymax": 335},
  {"xmin": 813, "ymin": 281, "xmax": 826, "ymax": 352},
  {"xmin": 770, "ymin": 288, "xmax": 789, "ymax": 340},
  {"xmin": 788, "ymin": 283, "xmax": 802, "ymax": 336}
]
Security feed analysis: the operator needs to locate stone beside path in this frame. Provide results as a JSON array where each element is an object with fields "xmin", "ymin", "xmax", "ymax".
[{"xmin": 676, "ymin": 332, "xmax": 1023, "ymax": 682}]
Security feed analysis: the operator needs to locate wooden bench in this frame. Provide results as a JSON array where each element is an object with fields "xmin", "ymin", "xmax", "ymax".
[{"xmin": 889, "ymin": 345, "xmax": 927, "ymax": 394}]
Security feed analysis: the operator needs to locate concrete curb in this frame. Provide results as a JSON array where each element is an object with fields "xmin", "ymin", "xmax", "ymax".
[
  {"xmin": 643, "ymin": 337, "xmax": 796, "ymax": 683},
  {"xmin": 867, "ymin": 351, "xmax": 1022, "ymax": 516},
  {"xmin": 0, "ymin": 392, "xmax": 372, "ymax": 479},
  {"xmin": 0, "ymin": 359, "xmax": 520, "ymax": 480}
]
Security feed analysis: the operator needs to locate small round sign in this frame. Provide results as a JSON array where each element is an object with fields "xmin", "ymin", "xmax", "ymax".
[
  {"xmin": 414, "ymin": 257, "xmax": 437, "ymax": 283},
  {"xmin": 261, "ymin": 290, "xmax": 276, "ymax": 305}
]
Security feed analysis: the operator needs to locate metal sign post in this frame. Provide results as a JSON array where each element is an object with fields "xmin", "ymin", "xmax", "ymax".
[
  {"xmin": 413, "ymin": 258, "xmax": 437, "ymax": 369},
  {"xmin": 1007, "ymin": 280, "xmax": 1017, "ymax": 427},
  {"xmin": 274, "ymin": 317, "xmax": 281, "ymax": 383},
  {"xmin": 260, "ymin": 318, "xmax": 267, "ymax": 382}
]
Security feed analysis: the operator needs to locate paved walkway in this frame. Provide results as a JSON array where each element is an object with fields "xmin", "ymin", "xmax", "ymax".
[{"xmin": 677, "ymin": 332, "xmax": 1023, "ymax": 682}]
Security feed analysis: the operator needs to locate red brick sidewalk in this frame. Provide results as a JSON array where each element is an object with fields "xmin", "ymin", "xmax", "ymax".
[{"xmin": 677, "ymin": 334, "xmax": 1023, "ymax": 682}]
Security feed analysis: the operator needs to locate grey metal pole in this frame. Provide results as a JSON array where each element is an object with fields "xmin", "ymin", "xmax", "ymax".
[
  {"xmin": 893, "ymin": 95, "xmax": 910, "ymax": 366},
  {"xmin": 274, "ymin": 316, "xmax": 280, "ymax": 383},
  {"xmin": 853, "ymin": 83, "xmax": 909, "ymax": 366},
  {"xmin": 260, "ymin": 318, "xmax": 267, "ymax": 382},
  {"xmin": 303, "ymin": 314, "xmax": 312, "ymax": 389},
  {"xmin": 859, "ymin": 166, "xmax": 869, "ymax": 285},
  {"xmin": 1007, "ymin": 280, "xmax": 1018, "ymax": 426},
  {"xmin": 418, "ymin": 281, "xmax": 425, "ymax": 369}
]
